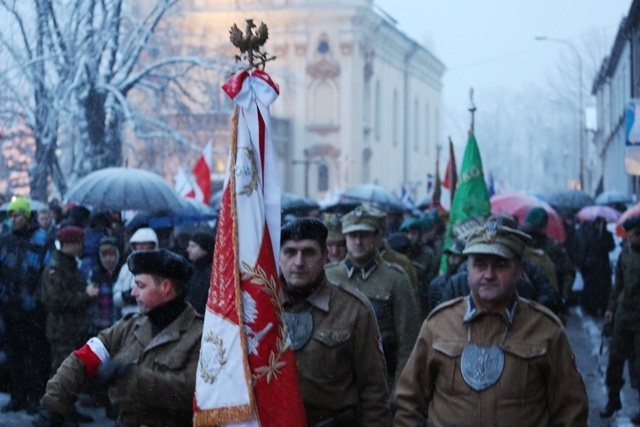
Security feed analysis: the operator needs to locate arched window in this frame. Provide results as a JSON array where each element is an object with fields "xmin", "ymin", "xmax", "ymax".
[{"xmin": 317, "ymin": 163, "xmax": 329, "ymax": 192}]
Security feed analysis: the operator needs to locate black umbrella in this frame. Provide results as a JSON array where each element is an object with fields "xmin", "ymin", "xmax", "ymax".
[
  {"xmin": 281, "ymin": 192, "xmax": 320, "ymax": 217},
  {"xmin": 125, "ymin": 198, "xmax": 217, "ymax": 229},
  {"xmin": 65, "ymin": 167, "xmax": 185, "ymax": 211},
  {"xmin": 340, "ymin": 184, "xmax": 405, "ymax": 212},
  {"xmin": 546, "ymin": 190, "xmax": 594, "ymax": 216}
]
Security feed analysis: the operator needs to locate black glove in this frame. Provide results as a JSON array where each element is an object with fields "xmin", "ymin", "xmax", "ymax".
[
  {"xmin": 31, "ymin": 406, "xmax": 65, "ymax": 427},
  {"xmin": 97, "ymin": 360, "xmax": 131, "ymax": 385}
]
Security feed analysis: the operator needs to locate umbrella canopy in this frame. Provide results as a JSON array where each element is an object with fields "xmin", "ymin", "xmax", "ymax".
[
  {"xmin": 0, "ymin": 199, "xmax": 48, "ymax": 212},
  {"xmin": 125, "ymin": 198, "xmax": 217, "ymax": 229},
  {"xmin": 320, "ymin": 201, "xmax": 361, "ymax": 215},
  {"xmin": 615, "ymin": 203, "xmax": 640, "ymax": 237},
  {"xmin": 490, "ymin": 191, "xmax": 567, "ymax": 242},
  {"xmin": 595, "ymin": 190, "xmax": 635, "ymax": 205},
  {"xmin": 576, "ymin": 205, "xmax": 621, "ymax": 223},
  {"xmin": 281, "ymin": 192, "xmax": 320, "ymax": 217},
  {"xmin": 546, "ymin": 190, "xmax": 594, "ymax": 216},
  {"xmin": 65, "ymin": 167, "xmax": 185, "ymax": 212},
  {"xmin": 340, "ymin": 184, "xmax": 405, "ymax": 212}
]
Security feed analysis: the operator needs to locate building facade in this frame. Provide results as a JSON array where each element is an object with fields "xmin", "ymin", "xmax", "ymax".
[{"xmin": 177, "ymin": 0, "xmax": 445, "ymax": 201}]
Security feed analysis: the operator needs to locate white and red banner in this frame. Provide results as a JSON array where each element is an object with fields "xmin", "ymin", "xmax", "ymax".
[
  {"xmin": 193, "ymin": 140, "xmax": 212, "ymax": 204},
  {"xmin": 193, "ymin": 69, "xmax": 306, "ymax": 427},
  {"xmin": 440, "ymin": 140, "xmax": 458, "ymax": 211}
]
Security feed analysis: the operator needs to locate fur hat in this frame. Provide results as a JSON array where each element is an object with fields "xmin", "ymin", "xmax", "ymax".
[{"xmin": 127, "ymin": 249, "xmax": 192, "ymax": 282}]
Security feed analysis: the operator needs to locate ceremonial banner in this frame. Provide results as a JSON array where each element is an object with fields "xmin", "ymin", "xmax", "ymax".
[
  {"xmin": 194, "ymin": 69, "xmax": 306, "ymax": 426},
  {"xmin": 440, "ymin": 131, "xmax": 490, "ymax": 270}
]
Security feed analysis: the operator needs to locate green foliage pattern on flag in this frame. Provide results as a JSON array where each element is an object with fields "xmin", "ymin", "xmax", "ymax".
[{"xmin": 440, "ymin": 132, "xmax": 491, "ymax": 271}]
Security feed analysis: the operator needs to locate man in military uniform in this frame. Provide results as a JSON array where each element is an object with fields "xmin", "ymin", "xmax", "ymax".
[
  {"xmin": 601, "ymin": 214, "xmax": 640, "ymax": 422},
  {"xmin": 373, "ymin": 209, "xmax": 419, "ymax": 290},
  {"xmin": 323, "ymin": 213, "xmax": 347, "ymax": 263},
  {"xmin": 41, "ymin": 226, "xmax": 100, "ymax": 374},
  {"xmin": 399, "ymin": 217, "xmax": 438, "ymax": 313},
  {"xmin": 394, "ymin": 217, "xmax": 588, "ymax": 426},
  {"xmin": 325, "ymin": 206, "xmax": 420, "ymax": 387},
  {"xmin": 422, "ymin": 238, "xmax": 466, "ymax": 319},
  {"xmin": 280, "ymin": 217, "xmax": 390, "ymax": 426},
  {"xmin": 34, "ymin": 249, "xmax": 203, "ymax": 427}
]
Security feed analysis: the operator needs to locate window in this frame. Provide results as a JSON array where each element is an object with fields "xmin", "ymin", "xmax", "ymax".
[
  {"xmin": 374, "ymin": 81, "xmax": 381, "ymax": 141},
  {"xmin": 317, "ymin": 163, "xmax": 329, "ymax": 192}
]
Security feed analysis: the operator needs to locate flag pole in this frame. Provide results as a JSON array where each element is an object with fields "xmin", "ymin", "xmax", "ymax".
[{"xmin": 468, "ymin": 87, "xmax": 476, "ymax": 133}]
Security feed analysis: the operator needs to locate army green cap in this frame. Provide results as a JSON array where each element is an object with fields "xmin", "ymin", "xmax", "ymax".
[
  {"xmin": 341, "ymin": 205, "xmax": 385, "ymax": 234},
  {"xmin": 323, "ymin": 213, "xmax": 345, "ymax": 242},
  {"xmin": 463, "ymin": 217, "xmax": 532, "ymax": 259},
  {"xmin": 445, "ymin": 238, "xmax": 467, "ymax": 256}
]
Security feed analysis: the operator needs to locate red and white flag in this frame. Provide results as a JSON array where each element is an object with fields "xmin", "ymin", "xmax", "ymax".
[
  {"xmin": 193, "ymin": 69, "xmax": 307, "ymax": 427},
  {"xmin": 193, "ymin": 140, "xmax": 212, "ymax": 204},
  {"xmin": 440, "ymin": 140, "xmax": 457, "ymax": 211},
  {"xmin": 175, "ymin": 166, "xmax": 203, "ymax": 200}
]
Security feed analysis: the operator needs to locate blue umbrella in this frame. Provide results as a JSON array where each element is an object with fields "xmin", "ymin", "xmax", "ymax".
[{"xmin": 126, "ymin": 198, "xmax": 217, "ymax": 229}]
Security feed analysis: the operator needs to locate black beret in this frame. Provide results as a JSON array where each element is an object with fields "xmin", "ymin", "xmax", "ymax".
[
  {"xmin": 127, "ymin": 249, "xmax": 193, "ymax": 282},
  {"xmin": 281, "ymin": 217, "xmax": 328, "ymax": 245}
]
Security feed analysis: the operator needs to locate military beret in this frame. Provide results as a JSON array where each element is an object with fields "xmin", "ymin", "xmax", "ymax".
[
  {"xmin": 190, "ymin": 231, "xmax": 216, "ymax": 255},
  {"xmin": 463, "ymin": 217, "xmax": 532, "ymax": 259},
  {"xmin": 399, "ymin": 217, "xmax": 420, "ymax": 232},
  {"xmin": 623, "ymin": 214, "xmax": 640, "ymax": 232},
  {"xmin": 445, "ymin": 238, "xmax": 467, "ymax": 256},
  {"xmin": 57, "ymin": 226, "xmax": 85, "ymax": 244},
  {"xmin": 127, "ymin": 249, "xmax": 193, "ymax": 282},
  {"xmin": 387, "ymin": 232, "xmax": 411, "ymax": 254},
  {"xmin": 341, "ymin": 206, "xmax": 385, "ymax": 234},
  {"xmin": 323, "ymin": 214, "xmax": 345, "ymax": 242},
  {"xmin": 524, "ymin": 207, "xmax": 548, "ymax": 229}
]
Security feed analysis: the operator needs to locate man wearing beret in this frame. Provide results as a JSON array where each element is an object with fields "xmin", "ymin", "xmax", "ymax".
[
  {"xmin": 601, "ymin": 214, "xmax": 640, "ymax": 422},
  {"xmin": 325, "ymin": 206, "xmax": 420, "ymax": 388},
  {"xmin": 0, "ymin": 197, "xmax": 53, "ymax": 414},
  {"xmin": 34, "ymin": 249, "xmax": 204, "ymax": 426},
  {"xmin": 394, "ymin": 217, "xmax": 588, "ymax": 426},
  {"xmin": 280, "ymin": 218, "xmax": 390, "ymax": 425},
  {"xmin": 400, "ymin": 217, "xmax": 438, "ymax": 316},
  {"xmin": 41, "ymin": 226, "xmax": 99, "ymax": 374}
]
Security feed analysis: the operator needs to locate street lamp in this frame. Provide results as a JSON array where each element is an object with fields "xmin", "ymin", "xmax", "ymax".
[{"xmin": 535, "ymin": 36, "xmax": 584, "ymax": 190}]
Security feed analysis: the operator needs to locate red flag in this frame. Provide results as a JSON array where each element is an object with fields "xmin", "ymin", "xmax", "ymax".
[
  {"xmin": 193, "ymin": 70, "xmax": 307, "ymax": 427},
  {"xmin": 440, "ymin": 139, "xmax": 457, "ymax": 211},
  {"xmin": 430, "ymin": 154, "xmax": 441, "ymax": 209},
  {"xmin": 193, "ymin": 141, "xmax": 212, "ymax": 204},
  {"xmin": 175, "ymin": 167, "xmax": 201, "ymax": 199}
]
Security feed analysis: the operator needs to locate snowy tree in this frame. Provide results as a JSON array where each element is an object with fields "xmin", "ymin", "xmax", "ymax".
[{"xmin": 0, "ymin": 0, "xmax": 231, "ymax": 201}]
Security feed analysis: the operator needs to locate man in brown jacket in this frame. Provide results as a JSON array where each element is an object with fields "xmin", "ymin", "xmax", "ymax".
[
  {"xmin": 34, "ymin": 249, "xmax": 203, "ymax": 427},
  {"xmin": 394, "ymin": 217, "xmax": 588, "ymax": 427},
  {"xmin": 281, "ymin": 217, "xmax": 390, "ymax": 426}
]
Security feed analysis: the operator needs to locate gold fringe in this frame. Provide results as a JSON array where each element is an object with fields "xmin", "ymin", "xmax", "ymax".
[{"xmin": 193, "ymin": 404, "xmax": 255, "ymax": 426}]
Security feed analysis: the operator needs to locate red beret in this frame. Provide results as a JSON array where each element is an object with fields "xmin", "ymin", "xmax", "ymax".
[{"xmin": 58, "ymin": 226, "xmax": 85, "ymax": 244}]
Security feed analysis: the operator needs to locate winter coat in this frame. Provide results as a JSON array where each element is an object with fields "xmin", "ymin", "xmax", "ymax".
[
  {"xmin": 186, "ymin": 256, "xmax": 212, "ymax": 315},
  {"xmin": 41, "ymin": 303, "xmax": 203, "ymax": 426}
]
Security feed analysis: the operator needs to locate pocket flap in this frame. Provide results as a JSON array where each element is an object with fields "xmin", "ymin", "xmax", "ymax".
[
  {"xmin": 315, "ymin": 329, "xmax": 351, "ymax": 347},
  {"xmin": 432, "ymin": 340, "xmax": 466, "ymax": 357},
  {"xmin": 503, "ymin": 342, "xmax": 547, "ymax": 358}
]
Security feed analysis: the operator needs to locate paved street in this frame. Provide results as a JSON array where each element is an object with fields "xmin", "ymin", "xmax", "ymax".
[{"xmin": 0, "ymin": 306, "xmax": 636, "ymax": 426}]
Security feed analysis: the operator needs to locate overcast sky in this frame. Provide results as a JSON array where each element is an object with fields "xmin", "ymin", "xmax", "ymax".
[{"xmin": 374, "ymin": 0, "xmax": 632, "ymax": 140}]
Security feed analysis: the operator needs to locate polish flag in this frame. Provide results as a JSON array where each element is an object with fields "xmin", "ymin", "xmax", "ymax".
[
  {"xmin": 440, "ymin": 140, "xmax": 457, "ymax": 211},
  {"xmin": 193, "ymin": 141, "xmax": 212, "ymax": 204},
  {"xmin": 193, "ymin": 70, "xmax": 306, "ymax": 427},
  {"xmin": 174, "ymin": 167, "xmax": 203, "ymax": 200}
]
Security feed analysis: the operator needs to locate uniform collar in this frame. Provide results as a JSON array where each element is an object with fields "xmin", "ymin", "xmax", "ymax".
[
  {"xmin": 281, "ymin": 278, "xmax": 330, "ymax": 313},
  {"xmin": 344, "ymin": 255, "xmax": 380, "ymax": 280},
  {"xmin": 463, "ymin": 295, "xmax": 519, "ymax": 327}
]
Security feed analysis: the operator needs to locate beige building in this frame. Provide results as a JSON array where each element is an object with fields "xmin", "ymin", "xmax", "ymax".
[{"xmin": 178, "ymin": 0, "xmax": 445, "ymax": 201}]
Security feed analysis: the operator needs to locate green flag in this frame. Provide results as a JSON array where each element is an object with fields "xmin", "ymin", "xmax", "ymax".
[{"xmin": 440, "ymin": 131, "xmax": 491, "ymax": 271}]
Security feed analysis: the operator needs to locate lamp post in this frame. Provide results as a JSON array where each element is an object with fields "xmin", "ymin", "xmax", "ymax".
[{"xmin": 535, "ymin": 36, "xmax": 584, "ymax": 190}]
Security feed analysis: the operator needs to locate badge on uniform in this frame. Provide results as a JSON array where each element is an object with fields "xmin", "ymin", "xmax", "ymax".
[
  {"xmin": 461, "ymin": 343, "xmax": 504, "ymax": 391},
  {"xmin": 284, "ymin": 311, "xmax": 313, "ymax": 351}
]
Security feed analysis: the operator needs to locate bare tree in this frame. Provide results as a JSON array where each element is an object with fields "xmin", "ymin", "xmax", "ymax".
[{"xmin": 0, "ymin": 0, "xmax": 230, "ymax": 201}]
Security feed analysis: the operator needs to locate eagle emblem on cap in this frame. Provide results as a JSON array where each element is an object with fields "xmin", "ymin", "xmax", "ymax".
[
  {"xmin": 354, "ymin": 206, "xmax": 363, "ymax": 224},
  {"xmin": 483, "ymin": 217, "xmax": 499, "ymax": 243}
]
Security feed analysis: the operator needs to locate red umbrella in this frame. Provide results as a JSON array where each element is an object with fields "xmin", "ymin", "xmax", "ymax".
[
  {"xmin": 576, "ymin": 205, "xmax": 621, "ymax": 223},
  {"xmin": 615, "ymin": 203, "xmax": 640, "ymax": 237},
  {"xmin": 490, "ymin": 191, "xmax": 567, "ymax": 242}
]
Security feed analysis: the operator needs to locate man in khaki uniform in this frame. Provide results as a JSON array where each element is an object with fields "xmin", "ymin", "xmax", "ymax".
[
  {"xmin": 373, "ymin": 209, "xmax": 419, "ymax": 290},
  {"xmin": 280, "ymin": 218, "xmax": 390, "ymax": 426},
  {"xmin": 326, "ymin": 206, "xmax": 420, "ymax": 386},
  {"xmin": 34, "ymin": 249, "xmax": 203, "ymax": 427},
  {"xmin": 394, "ymin": 217, "xmax": 588, "ymax": 427}
]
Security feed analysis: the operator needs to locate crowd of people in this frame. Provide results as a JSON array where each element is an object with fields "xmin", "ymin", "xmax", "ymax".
[{"xmin": 0, "ymin": 191, "xmax": 633, "ymax": 426}]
